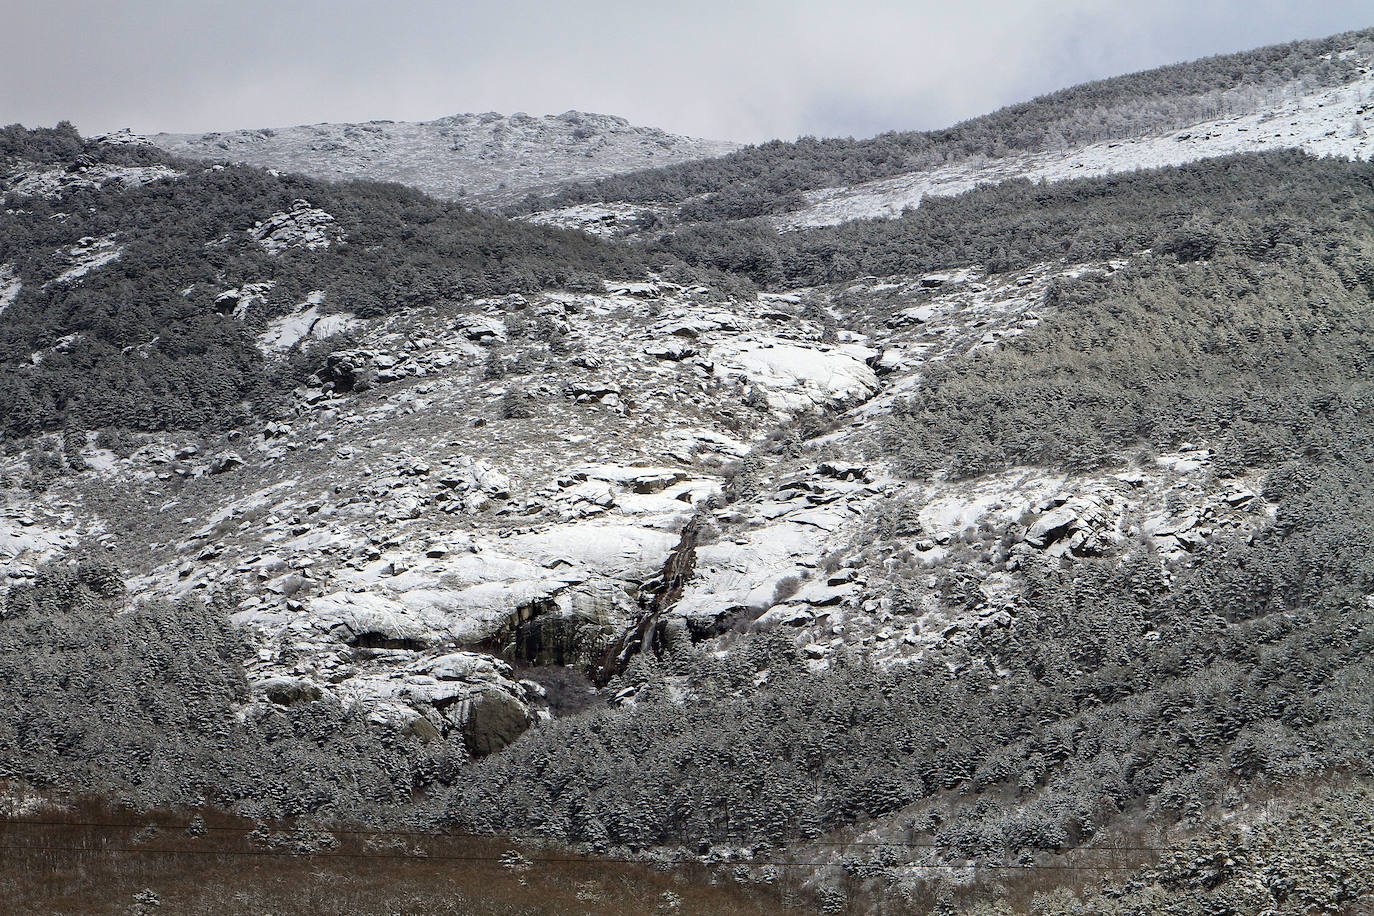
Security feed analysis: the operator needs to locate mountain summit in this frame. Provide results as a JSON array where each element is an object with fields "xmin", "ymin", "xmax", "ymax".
[{"xmin": 150, "ymin": 110, "xmax": 739, "ymax": 205}]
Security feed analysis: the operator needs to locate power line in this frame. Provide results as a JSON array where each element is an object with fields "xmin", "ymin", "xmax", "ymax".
[
  {"xmin": 0, "ymin": 817, "xmax": 1170, "ymax": 850},
  {"xmin": 3, "ymin": 817, "xmax": 1353, "ymax": 855},
  {"xmin": 0, "ymin": 841, "xmax": 1144, "ymax": 870}
]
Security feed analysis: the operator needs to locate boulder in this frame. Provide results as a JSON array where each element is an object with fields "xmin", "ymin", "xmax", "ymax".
[
  {"xmin": 208, "ymin": 451, "xmax": 243, "ymax": 474},
  {"xmin": 646, "ymin": 340, "xmax": 697, "ymax": 360},
  {"xmin": 258, "ymin": 677, "xmax": 323, "ymax": 706},
  {"xmin": 818, "ymin": 461, "xmax": 870, "ymax": 482},
  {"xmin": 567, "ymin": 382, "xmax": 620, "ymax": 403},
  {"xmin": 1024, "ymin": 505, "xmax": 1078, "ymax": 548},
  {"xmin": 1223, "ymin": 488, "xmax": 1256, "ymax": 506},
  {"xmin": 335, "ymin": 653, "xmax": 536, "ymax": 754},
  {"xmin": 708, "ymin": 339, "xmax": 879, "ymax": 412},
  {"xmin": 439, "ymin": 461, "xmax": 512, "ymax": 498},
  {"xmin": 460, "ymin": 687, "xmax": 535, "ymax": 756},
  {"xmin": 473, "ymin": 465, "xmax": 512, "ymax": 497},
  {"xmin": 258, "ymin": 299, "xmax": 358, "ymax": 355},
  {"xmin": 457, "ymin": 315, "xmax": 507, "ymax": 343},
  {"xmin": 1023, "ymin": 496, "xmax": 1116, "ymax": 556},
  {"xmin": 423, "ymin": 651, "xmax": 513, "ymax": 683},
  {"xmin": 311, "ymin": 591, "xmax": 433, "ymax": 650}
]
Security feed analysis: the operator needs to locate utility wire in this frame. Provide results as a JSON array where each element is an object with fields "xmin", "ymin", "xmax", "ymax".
[
  {"xmin": 0, "ymin": 841, "xmax": 1145, "ymax": 870},
  {"xmin": 3, "ymin": 818, "xmax": 1353, "ymax": 855}
]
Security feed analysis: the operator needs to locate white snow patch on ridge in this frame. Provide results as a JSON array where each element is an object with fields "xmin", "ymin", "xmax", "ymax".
[
  {"xmin": 783, "ymin": 71, "xmax": 1374, "ymax": 229},
  {"xmin": 152, "ymin": 110, "xmax": 740, "ymax": 206},
  {"xmin": 709, "ymin": 338, "xmax": 879, "ymax": 412}
]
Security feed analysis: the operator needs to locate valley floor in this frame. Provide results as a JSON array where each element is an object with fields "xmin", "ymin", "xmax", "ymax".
[{"xmin": 2, "ymin": 800, "xmax": 796, "ymax": 916}]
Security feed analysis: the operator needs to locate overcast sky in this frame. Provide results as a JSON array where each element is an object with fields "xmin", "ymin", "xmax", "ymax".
[{"xmin": 1, "ymin": 1, "xmax": 1370, "ymax": 143}]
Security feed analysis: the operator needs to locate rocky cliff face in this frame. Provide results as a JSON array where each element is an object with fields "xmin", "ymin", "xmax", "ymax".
[{"xmin": 149, "ymin": 111, "xmax": 739, "ymax": 206}]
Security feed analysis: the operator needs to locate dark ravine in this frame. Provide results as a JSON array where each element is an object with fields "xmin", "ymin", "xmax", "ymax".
[
  {"xmin": 594, "ymin": 516, "xmax": 701, "ymax": 685},
  {"xmin": 478, "ymin": 517, "xmax": 705, "ymax": 688}
]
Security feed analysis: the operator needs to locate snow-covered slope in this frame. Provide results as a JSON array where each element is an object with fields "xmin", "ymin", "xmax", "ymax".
[
  {"xmin": 150, "ymin": 110, "xmax": 739, "ymax": 206},
  {"xmin": 5, "ymin": 256, "xmax": 1266, "ymax": 751},
  {"xmin": 781, "ymin": 68, "xmax": 1374, "ymax": 229}
]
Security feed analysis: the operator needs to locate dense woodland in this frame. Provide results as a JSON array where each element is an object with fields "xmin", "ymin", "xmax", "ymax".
[
  {"xmin": 4, "ymin": 459, "xmax": 1371, "ymax": 911},
  {"xmin": 0, "ymin": 565, "xmax": 468, "ymax": 824},
  {"xmin": 873, "ymin": 170, "xmax": 1374, "ymax": 479},
  {"xmin": 448, "ymin": 472, "xmax": 1374, "ymax": 851},
  {"xmin": 458, "ymin": 172, "xmax": 1374, "ymax": 909},
  {"xmin": 518, "ymin": 28, "xmax": 1374, "ymax": 221},
  {"xmin": 645, "ymin": 150, "xmax": 1374, "ymax": 287}
]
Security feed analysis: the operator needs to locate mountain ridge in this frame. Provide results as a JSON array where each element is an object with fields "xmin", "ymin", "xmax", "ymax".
[
  {"xmin": 149, "ymin": 109, "xmax": 740, "ymax": 207},
  {"xmin": 517, "ymin": 26, "xmax": 1374, "ymax": 229}
]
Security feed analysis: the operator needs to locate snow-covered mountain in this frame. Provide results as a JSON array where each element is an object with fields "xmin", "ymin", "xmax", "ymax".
[
  {"xmin": 779, "ymin": 63, "xmax": 1374, "ymax": 229},
  {"xmin": 8, "ymin": 26, "xmax": 1374, "ymax": 916},
  {"xmin": 149, "ymin": 110, "xmax": 739, "ymax": 205},
  {"xmin": 521, "ymin": 32, "xmax": 1374, "ymax": 235},
  {"xmin": 0, "ymin": 251, "xmax": 1273, "ymax": 756}
]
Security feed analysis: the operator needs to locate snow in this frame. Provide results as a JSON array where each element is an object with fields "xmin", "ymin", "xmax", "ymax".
[
  {"xmin": 660, "ymin": 428, "xmax": 751, "ymax": 463},
  {"xmin": 153, "ymin": 110, "xmax": 739, "ymax": 207},
  {"xmin": 676, "ymin": 518, "xmax": 844, "ymax": 618},
  {"xmin": 307, "ymin": 591, "xmax": 431, "ymax": 644},
  {"xmin": 573, "ymin": 463, "xmax": 687, "ymax": 486},
  {"xmin": 394, "ymin": 580, "xmax": 571, "ymax": 643},
  {"xmin": 48, "ymin": 236, "xmax": 122, "ymax": 284},
  {"xmin": 28, "ymin": 332, "xmax": 83, "ymax": 365},
  {"xmin": 93, "ymin": 129, "xmax": 152, "ymax": 145},
  {"xmin": 250, "ymin": 201, "xmax": 342, "ymax": 254},
  {"xmin": 522, "ymin": 201, "xmax": 665, "ymax": 237},
  {"xmin": 0, "ymin": 265, "xmax": 19, "ymax": 316},
  {"xmin": 708, "ymin": 338, "xmax": 880, "ymax": 412},
  {"xmin": 782, "ymin": 72, "xmax": 1374, "ymax": 229},
  {"xmin": 215, "ymin": 281, "xmax": 275, "ymax": 319},
  {"xmin": 256, "ymin": 293, "xmax": 360, "ymax": 354},
  {"xmin": 0, "ymin": 508, "xmax": 81, "ymax": 567},
  {"xmin": 2, "ymin": 161, "xmax": 179, "ymax": 199},
  {"xmin": 373, "ymin": 552, "xmax": 547, "ymax": 592},
  {"xmin": 502, "ymin": 523, "xmax": 680, "ymax": 577}
]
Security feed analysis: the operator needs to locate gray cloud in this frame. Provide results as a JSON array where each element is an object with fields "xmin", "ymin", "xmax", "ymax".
[{"xmin": 1, "ymin": 0, "xmax": 1370, "ymax": 143}]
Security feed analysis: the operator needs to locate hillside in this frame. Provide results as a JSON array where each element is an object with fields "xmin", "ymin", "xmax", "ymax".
[
  {"xmin": 520, "ymin": 26, "xmax": 1374, "ymax": 232},
  {"xmin": 781, "ymin": 66, "xmax": 1374, "ymax": 228},
  {"xmin": 0, "ymin": 122, "xmax": 726, "ymax": 439},
  {"xmin": 149, "ymin": 110, "xmax": 740, "ymax": 207},
  {"xmin": 6, "ymin": 27, "xmax": 1374, "ymax": 916}
]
